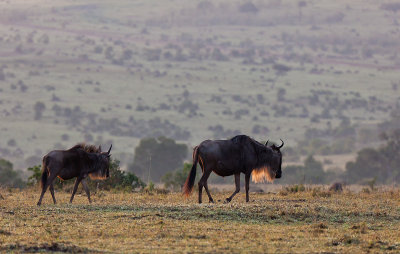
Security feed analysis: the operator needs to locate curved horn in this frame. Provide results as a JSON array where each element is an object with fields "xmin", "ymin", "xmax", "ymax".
[
  {"xmin": 264, "ymin": 140, "xmax": 269, "ymax": 146},
  {"xmin": 107, "ymin": 144, "xmax": 112, "ymax": 154},
  {"xmin": 277, "ymin": 139, "xmax": 284, "ymax": 149}
]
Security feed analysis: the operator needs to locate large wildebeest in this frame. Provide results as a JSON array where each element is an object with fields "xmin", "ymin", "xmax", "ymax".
[
  {"xmin": 183, "ymin": 135, "xmax": 283, "ymax": 203},
  {"xmin": 36, "ymin": 143, "xmax": 112, "ymax": 206}
]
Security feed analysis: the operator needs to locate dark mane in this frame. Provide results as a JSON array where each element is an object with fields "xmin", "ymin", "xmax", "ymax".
[
  {"xmin": 69, "ymin": 143, "xmax": 101, "ymax": 153},
  {"xmin": 230, "ymin": 135, "xmax": 266, "ymax": 151},
  {"xmin": 230, "ymin": 135, "xmax": 248, "ymax": 144}
]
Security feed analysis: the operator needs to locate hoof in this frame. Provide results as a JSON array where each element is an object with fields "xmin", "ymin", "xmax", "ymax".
[
  {"xmin": 209, "ymin": 199, "xmax": 214, "ymax": 203},
  {"xmin": 224, "ymin": 198, "xmax": 231, "ymax": 204}
]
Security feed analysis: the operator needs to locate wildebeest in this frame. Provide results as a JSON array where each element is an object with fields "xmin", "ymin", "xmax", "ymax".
[
  {"xmin": 36, "ymin": 143, "xmax": 112, "ymax": 206},
  {"xmin": 183, "ymin": 135, "xmax": 283, "ymax": 203}
]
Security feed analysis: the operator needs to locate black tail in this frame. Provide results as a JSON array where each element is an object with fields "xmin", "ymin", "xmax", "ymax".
[
  {"xmin": 40, "ymin": 157, "xmax": 48, "ymax": 189},
  {"xmin": 183, "ymin": 146, "xmax": 199, "ymax": 197}
]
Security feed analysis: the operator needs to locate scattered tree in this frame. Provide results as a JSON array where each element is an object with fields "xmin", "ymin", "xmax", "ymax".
[
  {"xmin": 345, "ymin": 129, "xmax": 400, "ymax": 184},
  {"xmin": 129, "ymin": 137, "xmax": 188, "ymax": 182},
  {"xmin": 34, "ymin": 101, "xmax": 46, "ymax": 120},
  {"xmin": 0, "ymin": 159, "xmax": 25, "ymax": 188},
  {"xmin": 161, "ymin": 162, "xmax": 194, "ymax": 191}
]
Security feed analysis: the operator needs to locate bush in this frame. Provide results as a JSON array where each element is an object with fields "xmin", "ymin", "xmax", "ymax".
[
  {"xmin": 0, "ymin": 159, "xmax": 25, "ymax": 188},
  {"xmin": 27, "ymin": 159, "xmax": 146, "ymax": 191},
  {"xmin": 27, "ymin": 164, "xmax": 75, "ymax": 189},
  {"xmin": 91, "ymin": 159, "xmax": 146, "ymax": 191},
  {"xmin": 27, "ymin": 165, "xmax": 42, "ymax": 186},
  {"xmin": 345, "ymin": 129, "xmax": 400, "ymax": 184},
  {"xmin": 161, "ymin": 163, "xmax": 193, "ymax": 191},
  {"xmin": 279, "ymin": 155, "xmax": 340, "ymax": 185},
  {"xmin": 129, "ymin": 137, "xmax": 188, "ymax": 182}
]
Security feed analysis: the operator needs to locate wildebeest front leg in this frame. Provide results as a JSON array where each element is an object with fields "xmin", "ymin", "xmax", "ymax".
[
  {"xmin": 70, "ymin": 177, "xmax": 82, "ymax": 203},
  {"xmin": 245, "ymin": 174, "xmax": 250, "ymax": 202},
  {"xmin": 81, "ymin": 179, "xmax": 91, "ymax": 203},
  {"xmin": 225, "ymin": 173, "xmax": 240, "ymax": 203},
  {"xmin": 49, "ymin": 184, "xmax": 57, "ymax": 204}
]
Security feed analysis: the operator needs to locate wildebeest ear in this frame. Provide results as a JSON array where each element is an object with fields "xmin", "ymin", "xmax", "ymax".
[
  {"xmin": 107, "ymin": 144, "xmax": 112, "ymax": 154},
  {"xmin": 264, "ymin": 140, "xmax": 269, "ymax": 146},
  {"xmin": 98, "ymin": 145, "xmax": 102, "ymax": 152}
]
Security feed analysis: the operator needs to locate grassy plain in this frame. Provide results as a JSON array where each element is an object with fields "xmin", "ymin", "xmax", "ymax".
[{"xmin": 1, "ymin": 187, "xmax": 399, "ymax": 253}]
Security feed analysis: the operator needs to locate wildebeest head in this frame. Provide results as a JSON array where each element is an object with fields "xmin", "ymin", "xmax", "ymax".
[
  {"xmin": 252, "ymin": 139, "xmax": 284, "ymax": 183},
  {"xmin": 89, "ymin": 144, "xmax": 112, "ymax": 180},
  {"xmin": 269, "ymin": 139, "xmax": 284, "ymax": 179}
]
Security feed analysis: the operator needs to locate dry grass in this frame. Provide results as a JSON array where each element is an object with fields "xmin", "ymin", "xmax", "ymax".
[{"xmin": 0, "ymin": 187, "xmax": 400, "ymax": 253}]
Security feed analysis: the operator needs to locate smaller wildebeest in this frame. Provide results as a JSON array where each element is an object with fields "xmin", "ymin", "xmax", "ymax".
[
  {"xmin": 36, "ymin": 143, "xmax": 112, "ymax": 206},
  {"xmin": 183, "ymin": 135, "xmax": 283, "ymax": 203}
]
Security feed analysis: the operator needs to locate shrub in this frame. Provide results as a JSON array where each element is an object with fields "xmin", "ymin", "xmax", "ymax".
[
  {"xmin": 92, "ymin": 159, "xmax": 146, "ymax": 191},
  {"xmin": 27, "ymin": 164, "xmax": 73, "ymax": 189},
  {"xmin": 27, "ymin": 165, "xmax": 42, "ymax": 186},
  {"xmin": 279, "ymin": 155, "xmax": 341, "ymax": 185},
  {"xmin": 0, "ymin": 159, "xmax": 25, "ymax": 188},
  {"xmin": 345, "ymin": 129, "xmax": 400, "ymax": 184},
  {"xmin": 129, "ymin": 137, "xmax": 188, "ymax": 182},
  {"xmin": 27, "ymin": 160, "xmax": 145, "ymax": 191},
  {"xmin": 161, "ymin": 163, "xmax": 193, "ymax": 191}
]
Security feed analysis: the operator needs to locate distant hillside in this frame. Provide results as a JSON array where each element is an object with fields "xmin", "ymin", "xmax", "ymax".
[{"xmin": 0, "ymin": 0, "xmax": 399, "ymax": 171}]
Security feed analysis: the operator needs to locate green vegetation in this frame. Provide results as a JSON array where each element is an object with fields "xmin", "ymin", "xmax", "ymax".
[
  {"xmin": 280, "ymin": 128, "xmax": 400, "ymax": 185},
  {"xmin": 25, "ymin": 159, "xmax": 145, "ymax": 191},
  {"xmin": 95, "ymin": 159, "xmax": 146, "ymax": 191},
  {"xmin": 26, "ymin": 165, "xmax": 41, "ymax": 186},
  {"xmin": 0, "ymin": 159, "xmax": 25, "ymax": 188},
  {"xmin": 281, "ymin": 155, "xmax": 338, "ymax": 184},
  {"xmin": 345, "ymin": 129, "xmax": 400, "ymax": 184},
  {"xmin": 129, "ymin": 137, "xmax": 188, "ymax": 182},
  {"xmin": 161, "ymin": 162, "xmax": 193, "ymax": 191}
]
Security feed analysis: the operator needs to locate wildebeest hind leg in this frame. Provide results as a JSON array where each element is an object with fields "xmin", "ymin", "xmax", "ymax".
[
  {"xmin": 37, "ymin": 174, "xmax": 57, "ymax": 206},
  {"xmin": 49, "ymin": 184, "xmax": 56, "ymax": 204},
  {"xmin": 225, "ymin": 173, "xmax": 240, "ymax": 203},
  {"xmin": 81, "ymin": 179, "xmax": 91, "ymax": 203},
  {"xmin": 198, "ymin": 169, "xmax": 212, "ymax": 204},
  {"xmin": 70, "ymin": 177, "xmax": 82, "ymax": 203},
  {"xmin": 199, "ymin": 158, "xmax": 214, "ymax": 203},
  {"xmin": 204, "ymin": 182, "xmax": 214, "ymax": 203}
]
